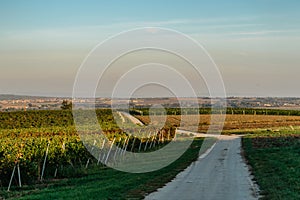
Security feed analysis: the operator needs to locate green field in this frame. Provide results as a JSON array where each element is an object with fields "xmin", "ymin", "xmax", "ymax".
[
  {"xmin": 2, "ymin": 108, "xmax": 300, "ymax": 199},
  {"xmin": 243, "ymin": 129, "xmax": 300, "ymax": 199},
  {"xmin": 0, "ymin": 109, "xmax": 194, "ymax": 199},
  {"xmin": 1, "ymin": 138, "xmax": 203, "ymax": 199}
]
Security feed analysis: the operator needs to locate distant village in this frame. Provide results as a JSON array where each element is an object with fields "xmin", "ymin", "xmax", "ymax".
[{"xmin": 1, "ymin": 95, "xmax": 300, "ymax": 112}]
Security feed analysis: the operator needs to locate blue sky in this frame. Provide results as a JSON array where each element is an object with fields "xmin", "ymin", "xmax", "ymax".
[{"xmin": 0, "ymin": 0, "xmax": 299, "ymax": 97}]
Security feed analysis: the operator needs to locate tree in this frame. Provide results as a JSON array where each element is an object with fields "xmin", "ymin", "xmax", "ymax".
[{"xmin": 61, "ymin": 100, "xmax": 72, "ymax": 110}]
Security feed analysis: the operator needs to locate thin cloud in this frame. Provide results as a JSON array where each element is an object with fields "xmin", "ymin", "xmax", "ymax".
[{"xmin": 231, "ymin": 29, "xmax": 300, "ymax": 36}]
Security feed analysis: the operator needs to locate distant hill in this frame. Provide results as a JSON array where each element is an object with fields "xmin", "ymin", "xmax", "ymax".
[{"xmin": 0, "ymin": 94, "xmax": 54, "ymax": 100}]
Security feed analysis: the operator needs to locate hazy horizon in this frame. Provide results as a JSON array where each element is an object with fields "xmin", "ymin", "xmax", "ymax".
[
  {"xmin": 2, "ymin": 93, "xmax": 300, "ymax": 99},
  {"xmin": 1, "ymin": 1, "xmax": 300, "ymax": 97}
]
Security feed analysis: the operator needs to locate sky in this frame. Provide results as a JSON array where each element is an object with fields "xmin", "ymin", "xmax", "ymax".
[{"xmin": 0, "ymin": 0, "xmax": 300, "ymax": 97}]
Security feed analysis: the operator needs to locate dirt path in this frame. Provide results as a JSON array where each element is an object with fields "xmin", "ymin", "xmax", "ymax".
[
  {"xmin": 118, "ymin": 111, "xmax": 144, "ymax": 126},
  {"xmin": 145, "ymin": 135, "xmax": 259, "ymax": 200}
]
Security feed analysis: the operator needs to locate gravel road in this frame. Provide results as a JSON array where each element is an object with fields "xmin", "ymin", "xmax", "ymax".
[{"xmin": 145, "ymin": 135, "xmax": 259, "ymax": 200}]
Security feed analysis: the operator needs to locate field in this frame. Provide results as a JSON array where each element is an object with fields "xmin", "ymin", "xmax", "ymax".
[
  {"xmin": 136, "ymin": 114, "xmax": 300, "ymax": 132},
  {"xmin": 0, "ymin": 109, "xmax": 183, "ymax": 199},
  {"xmin": 1, "ymin": 109, "xmax": 300, "ymax": 199},
  {"xmin": 0, "ymin": 110, "xmax": 178, "ymax": 185},
  {"xmin": 242, "ymin": 130, "xmax": 300, "ymax": 199},
  {"xmin": 1, "ymin": 138, "xmax": 204, "ymax": 199}
]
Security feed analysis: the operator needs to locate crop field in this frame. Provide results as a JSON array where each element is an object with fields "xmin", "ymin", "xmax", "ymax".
[
  {"xmin": 136, "ymin": 114, "xmax": 300, "ymax": 132},
  {"xmin": 0, "ymin": 109, "xmax": 181, "ymax": 199},
  {"xmin": 1, "ymin": 108, "xmax": 300, "ymax": 199},
  {"xmin": 0, "ymin": 135, "xmax": 203, "ymax": 199}
]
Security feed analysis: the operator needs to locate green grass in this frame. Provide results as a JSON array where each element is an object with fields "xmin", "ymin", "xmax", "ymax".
[
  {"xmin": 1, "ymin": 138, "xmax": 203, "ymax": 200},
  {"xmin": 242, "ymin": 130, "xmax": 300, "ymax": 200},
  {"xmin": 222, "ymin": 126, "xmax": 300, "ymax": 135}
]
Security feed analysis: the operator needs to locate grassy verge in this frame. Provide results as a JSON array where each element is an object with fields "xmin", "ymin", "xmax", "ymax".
[
  {"xmin": 1, "ymin": 138, "xmax": 203, "ymax": 200},
  {"xmin": 222, "ymin": 126, "xmax": 300, "ymax": 135},
  {"xmin": 242, "ymin": 130, "xmax": 300, "ymax": 200}
]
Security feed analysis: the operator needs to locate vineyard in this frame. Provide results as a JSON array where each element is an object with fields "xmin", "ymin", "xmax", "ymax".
[
  {"xmin": 136, "ymin": 114, "xmax": 300, "ymax": 132},
  {"xmin": 0, "ymin": 109, "xmax": 176, "ymax": 191},
  {"xmin": 130, "ymin": 107, "xmax": 300, "ymax": 116},
  {"xmin": 1, "ymin": 108, "xmax": 300, "ymax": 197}
]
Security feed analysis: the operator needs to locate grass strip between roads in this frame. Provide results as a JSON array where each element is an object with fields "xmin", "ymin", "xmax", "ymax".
[{"xmin": 2, "ymin": 138, "xmax": 203, "ymax": 200}]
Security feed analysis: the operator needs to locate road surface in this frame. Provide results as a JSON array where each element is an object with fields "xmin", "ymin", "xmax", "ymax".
[
  {"xmin": 145, "ymin": 135, "xmax": 259, "ymax": 200},
  {"xmin": 118, "ymin": 111, "xmax": 144, "ymax": 126}
]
